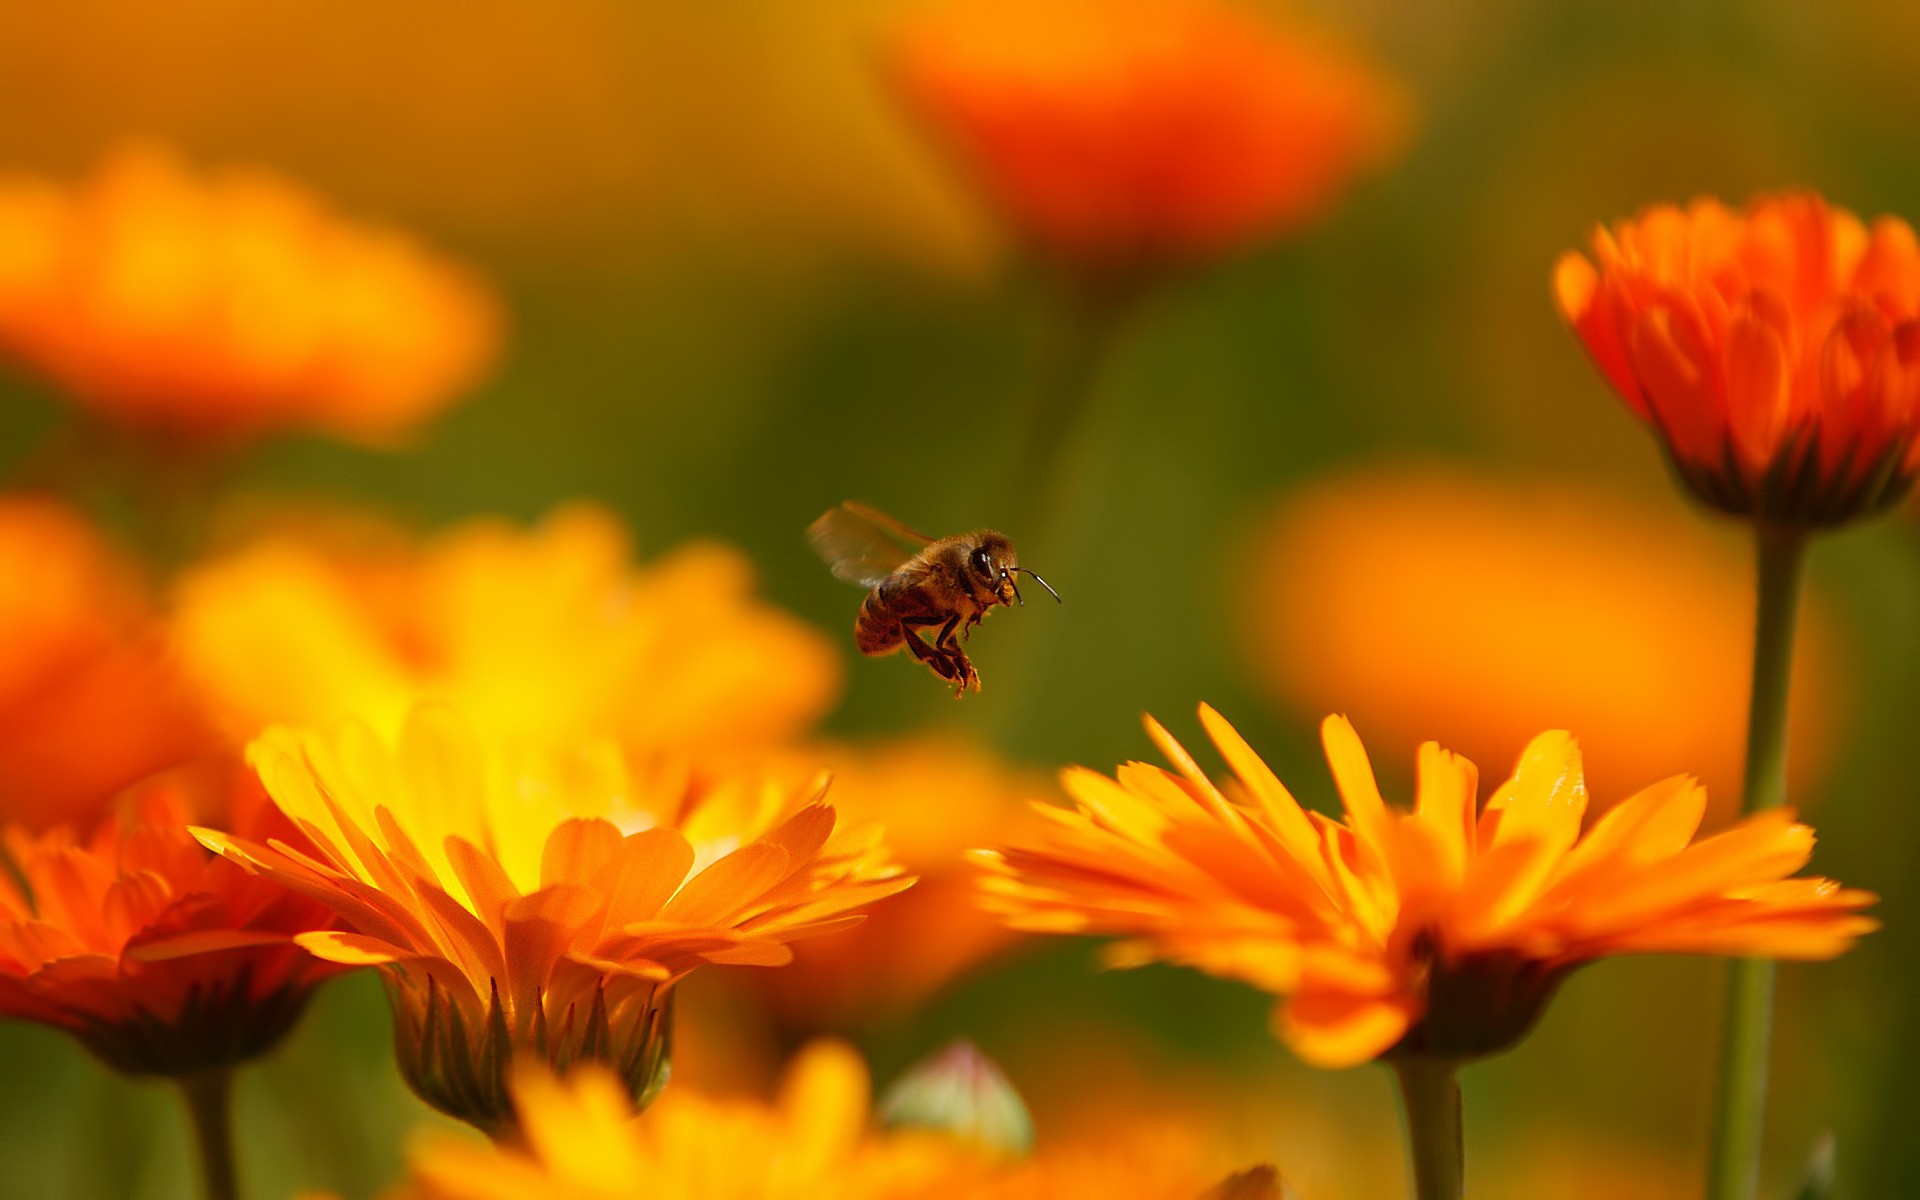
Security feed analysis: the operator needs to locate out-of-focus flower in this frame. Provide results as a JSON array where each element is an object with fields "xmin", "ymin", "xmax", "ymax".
[
  {"xmin": 0, "ymin": 494, "xmax": 215, "ymax": 830},
  {"xmin": 746, "ymin": 735, "xmax": 1045, "ymax": 1031},
  {"xmin": 395, "ymin": 1041, "xmax": 968, "ymax": 1200},
  {"xmin": 1555, "ymin": 192, "xmax": 1920, "ymax": 525},
  {"xmin": 890, "ymin": 0, "xmax": 1405, "ymax": 278},
  {"xmin": 171, "ymin": 504, "xmax": 840, "ymax": 757},
  {"xmin": 977, "ymin": 706, "xmax": 1876, "ymax": 1068},
  {"xmin": 393, "ymin": 1038, "xmax": 1281, "ymax": 1200},
  {"xmin": 1239, "ymin": 466, "xmax": 1844, "ymax": 810},
  {"xmin": 0, "ymin": 143, "xmax": 499, "ymax": 448},
  {"xmin": 0, "ymin": 775, "xmax": 340, "ymax": 1076},
  {"xmin": 197, "ymin": 710, "xmax": 911, "ymax": 1136}
]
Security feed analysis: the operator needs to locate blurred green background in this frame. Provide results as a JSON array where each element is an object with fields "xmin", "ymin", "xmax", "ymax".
[{"xmin": 1, "ymin": 1, "xmax": 1917, "ymax": 1195}]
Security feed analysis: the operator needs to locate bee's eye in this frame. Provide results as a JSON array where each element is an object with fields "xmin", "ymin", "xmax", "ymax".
[{"xmin": 971, "ymin": 547, "xmax": 993, "ymax": 576}]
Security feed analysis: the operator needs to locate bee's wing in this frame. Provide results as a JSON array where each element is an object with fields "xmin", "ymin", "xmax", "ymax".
[{"xmin": 807, "ymin": 501, "xmax": 935, "ymax": 588}]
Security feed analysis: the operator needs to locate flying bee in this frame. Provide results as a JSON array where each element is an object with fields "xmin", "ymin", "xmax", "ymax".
[{"xmin": 807, "ymin": 501, "xmax": 1060, "ymax": 697}]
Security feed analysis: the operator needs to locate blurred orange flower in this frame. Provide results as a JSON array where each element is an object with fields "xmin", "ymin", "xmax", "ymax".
[
  {"xmin": 890, "ymin": 0, "xmax": 1404, "ymax": 277},
  {"xmin": 171, "ymin": 504, "xmax": 840, "ymax": 757},
  {"xmin": 393, "ymin": 1039, "xmax": 1281, "ymax": 1200},
  {"xmin": 1239, "ymin": 466, "xmax": 1844, "ymax": 811},
  {"xmin": 0, "ymin": 494, "xmax": 214, "ymax": 830},
  {"xmin": 1555, "ymin": 192, "xmax": 1920, "ymax": 524},
  {"xmin": 977, "ymin": 706, "xmax": 1876, "ymax": 1068},
  {"xmin": 0, "ymin": 777, "xmax": 339, "ymax": 1077},
  {"xmin": 197, "ymin": 711, "xmax": 912, "ymax": 1136},
  {"xmin": 748, "ymin": 735, "xmax": 1048, "ymax": 1032},
  {"xmin": 0, "ymin": 143, "xmax": 499, "ymax": 447}
]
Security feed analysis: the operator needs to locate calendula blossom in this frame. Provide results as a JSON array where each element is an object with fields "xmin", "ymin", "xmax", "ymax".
[
  {"xmin": 890, "ymin": 0, "xmax": 1404, "ymax": 278},
  {"xmin": 1555, "ymin": 192, "xmax": 1920, "ymax": 525},
  {"xmin": 0, "ymin": 142, "xmax": 499, "ymax": 448},
  {"xmin": 196, "ymin": 710, "xmax": 912, "ymax": 1136},
  {"xmin": 976, "ymin": 706, "xmax": 1876, "ymax": 1068},
  {"xmin": 171, "ymin": 504, "xmax": 839, "ymax": 758},
  {"xmin": 393, "ymin": 1040, "xmax": 1286, "ymax": 1200},
  {"xmin": 0, "ymin": 779, "xmax": 340, "ymax": 1077}
]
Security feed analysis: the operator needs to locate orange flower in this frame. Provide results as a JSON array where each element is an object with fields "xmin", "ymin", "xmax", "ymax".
[
  {"xmin": 890, "ymin": 0, "xmax": 1404, "ymax": 276},
  {"xmin": 0, "ymin": 143, "xmax": 499, "ymax": 447},
  {"xmin": 0, "ymin": 775, "xmax": 339, "ymax": 1076},
  {"xmin": 1555, "ymin": 192, "xmax": 1920, "ymax": 524},
  {"xmin": 196, "ymin": 710, "xmax": 912, "ymax": 1136},
  {"xmin": 1238, "ymin": 466, "xmax": 1844, "ymax": 810},
  {"xmin": 746, "ymin": 735, "xmax": 1048, "ymax": 1032},
  {"xmin": 0, "ymin": 493, "xmax": 214, "ymax": 830},
  {"xmin": 170, "ymin": 504, "xmax": 840, "ymax": 757},
  {"xmin": 977, "ymin": 707, "xmax": 1876, "ymax": 1068},
  {"xmin": 392, "ymin": 1039, "xmax": 1281, "ymax": 1200}
]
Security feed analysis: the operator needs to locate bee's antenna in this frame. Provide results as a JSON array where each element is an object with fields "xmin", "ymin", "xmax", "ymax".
[
  {"xmin": 1013, "ymin": 567, "xmax": 1062, "ymax": 603},
  {"xmin": 1003, "ymin": 570, "xmax": 1025, "ymax": 606}
]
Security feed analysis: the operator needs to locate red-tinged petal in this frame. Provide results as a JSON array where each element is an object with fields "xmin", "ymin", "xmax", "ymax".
[
  {"xmin": 1628, "ymin": 302, "xmax": 1725, "ymax": 468},
  {"xmin": 1723, "ymin": 296, "xmax": 1795, "ymax": 471},
  {"xmin": 124, "ymin": 928, "xmax": 296, "ymax": 963}
]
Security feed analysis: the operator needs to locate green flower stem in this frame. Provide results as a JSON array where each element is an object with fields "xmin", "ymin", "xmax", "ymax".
[
  {"xmin": 1706, "ymin": 522, "xmax": 1809, "ymax": 1200},
  {"xmin": 1391, "ymin": 1056, "xmax": 1464, "ymax": 1200},
  {"xmin": 178, "ymin": 1067, "xmax": 240, "ymax": 1200},
  {"xmin": 1004, "ymin": 279, "xmax": 1134, "ymax": 537}
]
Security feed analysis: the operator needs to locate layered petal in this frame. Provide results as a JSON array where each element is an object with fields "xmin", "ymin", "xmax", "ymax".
[{"xmin": 979, "ymin": 707, "xmax": 1875, "ymax": 1068}]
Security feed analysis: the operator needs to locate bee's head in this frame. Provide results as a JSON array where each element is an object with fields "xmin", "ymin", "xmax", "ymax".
[{"xmin": 965, "ymin": 533, "xmax": 1060, "ymax": 609}]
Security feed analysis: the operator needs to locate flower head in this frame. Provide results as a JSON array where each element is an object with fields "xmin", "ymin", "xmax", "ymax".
[
  {"xmin": 396, "ymin": 1041, "xmax": 968, "ymax": 1200},
  {"xmin": 1555, "ymin": 192, "xmax": 1920, "ymax": 525},
  {"xmin": 889, "ymin": 0, "xmax": 1404, "ymax": 278},
  {"xmin": 171, "ymin": 504, "xmax": 840, "ymax": 757},
  {"xmin": 1238, "ymin": 466, "xmax": 1845, "ymax": 809},
  {"xmin": 196, "ymin": 710, "xmax": 912, "ymax": 1135},
  {"xmin": 0, "ymin": 143, "xmax": 499, "ymax": 448},
  {"xmin": 0, "ymin": 494, "xmax": 214, "ymax": 830},
  {"xmin": 393, "ymin": 1039, "xmax": 1279, "ymax": 1200},
  {"xmin": 977, "ymin": 707, "xmax": 1877, "ymax": 1068},
  {"xmin": 0, "ymin": 775, "xmax": 340, "ymax": 1076}
]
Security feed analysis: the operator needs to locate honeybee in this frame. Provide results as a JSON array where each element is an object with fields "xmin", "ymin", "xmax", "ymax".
[{"xmin": 808, "ymin": 501, "xmax": 1059, "ymax": 697}]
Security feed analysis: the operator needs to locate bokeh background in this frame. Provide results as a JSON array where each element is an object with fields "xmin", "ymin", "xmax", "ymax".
[{"xmin": 0, "ymin": 1, "xmax": 1916, "ymax": 1195}]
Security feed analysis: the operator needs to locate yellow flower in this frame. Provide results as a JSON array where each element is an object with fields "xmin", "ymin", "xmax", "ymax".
[
  {"xmin": 1237, "ymin": 466, "xmax": 1846, "ymax": 810},
  {"xmin": 0, "ymin": 143, "xmax": 499, "ymax": 448},
  {"xmin": 976, "ymin": 706, "xmax": 1876, "ymax": 1068},
  {"xmin": 397, "ymin": 1042, "xmax": 969, "ymax": 1199},
  {"xmin": 195, "ymin": 710, "xmax": 911, "ymax": 1136},
  {"xmin": 171, "ymin": 504, "xmax": 840, "ymax": 757},
  {"xmin": 393, "ymin": 1039, "xmax": 1282, "ymax": 1200}
]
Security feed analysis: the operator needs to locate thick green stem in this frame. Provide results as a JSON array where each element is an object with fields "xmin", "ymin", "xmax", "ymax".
[
  {"xmin": 1705, "ymin": 523, "xmax": 1809, "ymax": 1200},
  {"xmin": 178, "ymin": 1068, "xmax": 240, "ymax": 1200},
  {"xmin": 1391, "ymin": 1057, "xmax": 1464, "ymax": 1200}
]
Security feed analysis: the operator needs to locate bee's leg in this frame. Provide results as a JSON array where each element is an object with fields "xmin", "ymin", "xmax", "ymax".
[
  {"xmin": 900, "ymin": 622, "xmax": 958, "ymax": 680},
  {"xmin": 933, "ymin": 613, "xmax": 961, "ymax": 651},
  {"xmin": 962, "ymin": 610, "xmax": 984, "ymax": 642}
]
